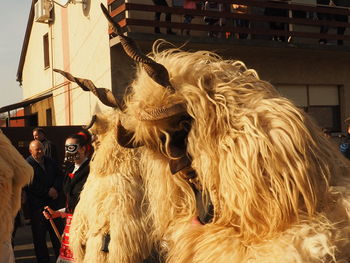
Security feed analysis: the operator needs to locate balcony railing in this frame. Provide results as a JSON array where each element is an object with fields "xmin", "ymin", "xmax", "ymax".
[{"xmin": 107, "ymin": 0, "xmax": 350, "ymax": 46}]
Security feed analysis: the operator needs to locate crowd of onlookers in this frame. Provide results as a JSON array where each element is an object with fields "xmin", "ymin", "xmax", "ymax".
[
  {"xmin": 12, "ymin": 127, "xmax": 93, "ymax": 263},
  {"xmin": 151, "ymin": 0, "xmax": 349, "ymax": 44}
]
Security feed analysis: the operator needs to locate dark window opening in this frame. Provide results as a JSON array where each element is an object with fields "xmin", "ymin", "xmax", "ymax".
[
  {"xmin": 43, "ymin": 33, "xmax": 50, "ymax": 68},
  {"xmin": 46, "ymin": 108, "xmax": 52, "ymax": 126},
  {"xmin": 26, "ymin": 113, "xmax": 38, "ymax": 127}
]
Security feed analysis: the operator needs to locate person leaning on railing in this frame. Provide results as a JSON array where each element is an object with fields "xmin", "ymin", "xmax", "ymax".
[
  {"xmin": 152, "ymin": 0, "xmax": 176, "ymax": 35},
  {"xmin": 182, "ymin": 0, "xmax": 202, "ymax": 36},
  {"xmin": 203, "ymin": 1, "xmax": 225, "ymax": 37}
]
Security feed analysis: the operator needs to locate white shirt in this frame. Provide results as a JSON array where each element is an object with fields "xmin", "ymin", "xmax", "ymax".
[{"xmin": 72, "ymin": 157, "xmax": 88, "ymax": 174}]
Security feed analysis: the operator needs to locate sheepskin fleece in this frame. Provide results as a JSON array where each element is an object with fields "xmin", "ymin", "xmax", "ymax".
[
  {"xmin": 121, "ymin": 42, "xmax": 350, "ymax": 262},
  {"xmin": 70, "ymin": 112, "xmax": 152, "ymax": 262},
  {"xmin": 0, "ymin": 130, "xmax": 33, "ymax": 244}
]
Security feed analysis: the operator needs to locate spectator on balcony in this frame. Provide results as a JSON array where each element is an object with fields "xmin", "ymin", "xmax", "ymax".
[
  {"xmin": 181, "ymin": 0, "xmax": 200, "ymax": 36},
  {"xmin": 153, "ymin": 0, "xmax": 176, "ymax": 35},
  {"xmin": 232, "ymin": 3, "xmax": 249, "ymax": 39},
  {"xmin": 204, "ymin": 1, "xmax": 225, "ymax": 37},
  {"xmin": 264, "ymin": 0, "xmax": 289, "ymax": 42}
]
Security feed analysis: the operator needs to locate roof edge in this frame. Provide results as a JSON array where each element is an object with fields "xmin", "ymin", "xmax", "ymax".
[{"xmin": 0, "ymin": 93, "xmax": 52, "ymax": 114}]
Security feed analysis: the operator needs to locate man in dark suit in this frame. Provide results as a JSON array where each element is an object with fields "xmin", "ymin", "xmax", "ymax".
[
  {"xmin": 25, "ymin": 140, "xmax": 63, "ymax": 263},
  {"xmin": 33, "ymin": 127, "xmax": 58, "ymax": 161}
]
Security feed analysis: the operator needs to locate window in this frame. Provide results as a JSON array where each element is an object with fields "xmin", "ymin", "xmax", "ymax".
[
  {"xmin": 43, "ymin": 33, "xmax": 50, "ymax": 68},
  {"xmin": 46, "ymin": 108, "xmax": 52, "ymax": 126},
  {"xmin": 27, "ymin": 113, "xmax": 38, "ymax": 127},
  {"xmin": 277, "ymin": 84, "xmax": 340, "ymax": 132}
]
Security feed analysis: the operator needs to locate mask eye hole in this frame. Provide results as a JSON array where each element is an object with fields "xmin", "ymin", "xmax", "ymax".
[{"xmin": 65, "ymin": 144, "xmax": 79, "ymax": 153}]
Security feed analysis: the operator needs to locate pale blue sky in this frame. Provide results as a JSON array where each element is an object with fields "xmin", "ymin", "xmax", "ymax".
[{"xmin": 0, "ymin": 1, "xmax": 32, "ymax": 108}]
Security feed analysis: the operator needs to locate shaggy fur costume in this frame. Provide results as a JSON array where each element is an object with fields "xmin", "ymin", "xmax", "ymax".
[
  {"xmin": 69, "ymin": 112, "xmax": 153, "ymax": 262},
  {"xmin": 120, "ymin": 42, "xmax": 350, "ymax": 262},
  {"xmin": 0, "ymin": 130, "xmax": 33, "ymax": 261}
]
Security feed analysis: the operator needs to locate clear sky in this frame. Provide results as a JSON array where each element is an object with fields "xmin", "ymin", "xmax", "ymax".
[{"xmin": 0, "ymin": 1, "xmax": 32, "ymax": 108}]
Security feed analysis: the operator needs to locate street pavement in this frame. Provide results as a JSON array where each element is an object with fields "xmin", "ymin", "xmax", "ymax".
[{"xmin": 13, "ymin": 223, "xmax": 56, "ymax": 263}]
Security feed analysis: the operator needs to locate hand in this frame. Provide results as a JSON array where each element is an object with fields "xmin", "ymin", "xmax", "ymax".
[
  {"xmin": 43, "ymin": 206, "xmax": 61, "ymax": 219},
  {"xmin": 48, "ymin": 187, "xmax": 58, "ymax": 200}
]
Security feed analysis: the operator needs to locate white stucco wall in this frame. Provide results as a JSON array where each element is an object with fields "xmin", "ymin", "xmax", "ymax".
[
  {"xmin": 22, "ymin": 21, "xmax": 53, "ymax": 100},
  {"xmin": 22, "ymin": 0, "xmax": 111, "ymax": 126}
]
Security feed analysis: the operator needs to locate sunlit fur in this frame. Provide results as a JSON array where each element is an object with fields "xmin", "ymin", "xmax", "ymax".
[
  {"xmin": 0, "ymin": 131, "xmax": 33, "ymax": 247},
  {"xmin": 122, "ymin": 41, "xmax": 350, "ymax": 262},
  {"xmin": 69, "ymin": 111, "xmax": 152, "ymax": 262}
]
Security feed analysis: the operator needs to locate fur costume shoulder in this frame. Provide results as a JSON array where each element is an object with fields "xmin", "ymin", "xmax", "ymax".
[
  {"xmin": 70, "ymin": 112, "xmax": 153, "ymax": 263},
  {"xmin": 0, "ymin": 130, "xmax": 33, "ymax": 244}
]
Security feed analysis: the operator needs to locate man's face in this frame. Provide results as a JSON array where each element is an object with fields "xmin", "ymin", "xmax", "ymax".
[
  {"xmin": 29, "ymin": 141, "xmax": 44, "ymax": 161},
  {"xmin": 33, "ymin": 130, "xmax": 45, "ymax": 142}
]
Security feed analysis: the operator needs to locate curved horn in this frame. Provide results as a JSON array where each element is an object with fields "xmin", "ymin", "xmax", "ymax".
[
  {"xmin": 53, "ymin": 69, "xmax": 121, "ymax": 109},
  {"xmin": 100, "ymin": 4, "xmax": 174, "ymax": 93},
  {"xmin": 116, "ymin": 121, "xmax": 143, "ymax": 148},
  {"xmin": 82, "ymin": 114, "xmax": 97, "ymax": 130}
]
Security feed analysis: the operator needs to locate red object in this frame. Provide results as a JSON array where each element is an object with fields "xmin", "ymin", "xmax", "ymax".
[
  {"xmin": 58, "ymin": 213, "xmax": 75, "ymax": 262},
  {"xmin": 77, "ymin": 132, "xmax": 88, "ymax": 140},
  {"xmin": 77, "ymin": 132, "xmax": 92, "ymax": 153}
]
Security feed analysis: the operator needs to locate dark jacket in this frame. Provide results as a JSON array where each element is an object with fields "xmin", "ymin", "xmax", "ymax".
[
  {"xmin": 41, "ymin": 139, "xmax": 58, "ymax": 161},
  {"xmin": 63, "ymin": 159, "xmax": 90, "ymax": 213},
  {"xmin": 25, "ymin": 155, "xmax": 63, "ymax": 211}
]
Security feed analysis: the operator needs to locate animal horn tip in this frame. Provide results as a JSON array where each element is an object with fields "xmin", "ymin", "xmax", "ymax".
[{"xmin": 100, "ymin": 3, "xmax": 107, "ymax": 12}]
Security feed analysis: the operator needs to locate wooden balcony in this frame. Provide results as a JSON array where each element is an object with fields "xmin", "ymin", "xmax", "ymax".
[{"xmin": 107, "ymin": 0, "xmax": 350, "ymax": 48}]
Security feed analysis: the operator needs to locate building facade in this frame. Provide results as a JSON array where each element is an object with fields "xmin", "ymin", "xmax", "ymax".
[
  {"xmin": 13, "ymin": 0, "xmax": 350, "ymax": 133},
  {"xmin": 16, "ymin": 0, "xmax": 111, "ymax": 126}
]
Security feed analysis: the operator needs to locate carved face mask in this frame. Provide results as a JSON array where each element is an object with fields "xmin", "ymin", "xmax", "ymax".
[{"xmin": 64, "ymin": 143, "xmax": 80, "ymax": 162}]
